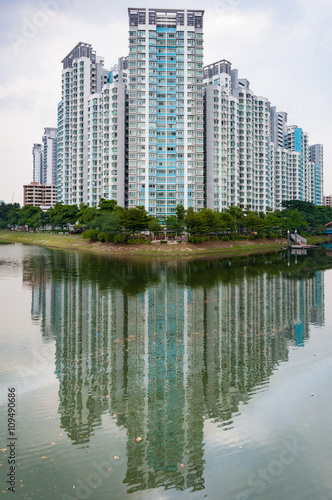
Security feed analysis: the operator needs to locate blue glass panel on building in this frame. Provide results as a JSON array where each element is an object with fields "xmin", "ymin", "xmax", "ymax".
[
  {"xmin": 294, "ymin": 128, "xmax": 302, "ymax": 153},
  {"xmin": 156, "ymin": 27, "xmax": 177, "ymax": 33}
]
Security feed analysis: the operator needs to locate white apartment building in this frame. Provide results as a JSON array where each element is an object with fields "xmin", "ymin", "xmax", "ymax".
[
  {"xmin": 309, "ymin": 144, "xmax": 324, "ymax": 206},
  {"xmin": 32, "ymin": 143, "xmax": 43, "ymax": 184},
  {"xmin": 54, "ymin": 21, "xmax": 323, "ymax": 212},
  {"xmin": 42, "ymin": 127, "xmax": 58, "ymax": 186},
  {"xmin": 87, "ymin": 81, "xmax": 126, "ymax": 207},
  {"xmin": 204, "ymin": 60, "xmax": 271, "ymax": 212},
  {"xmin": 284, "ymin": 125, "xmax": 310, "ymax": 202},
  {"xmin": 271, "ymin": 147, "xmax": 291, "ymax": 209},
  {"xmin": 270, "ymin": 112, "xmax": 324, "ymax": 209},
  {"xmin": 127, "ymin": 8, "xmax": 205, "ymax": 219},
  {"xmin": 204, "ymin": 60, "xmax": 237, "ymax": 210},
  {"xmin": 57, "ymin": 42, "xmax": 109, "ymax": 205}
]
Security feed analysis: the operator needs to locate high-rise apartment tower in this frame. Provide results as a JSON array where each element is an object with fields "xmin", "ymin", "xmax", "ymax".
[
  {"xmin": 127, "ymin": 8, "xmax": 205, "ymax": 219},
  {"xmin": 42, "ymin": 127, "xmax": 58, "ymax": 186},
  {"xmin": 32, "ymin": 143, "xmax": 43, "ymax": 184},
  {"xmin": 57, "ymin": 42, "xmax": 110, "ymax": 205}
]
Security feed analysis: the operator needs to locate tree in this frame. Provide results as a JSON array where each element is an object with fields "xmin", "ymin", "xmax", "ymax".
[
  {"xmin": 282, "ymin": 209, "xmax": 308, "ymax": 231},
  {"xmin": 9, "ymin": 206, "xmax": 21, "ymax": 228},
  {"xmin": 165, "ymin": 215, "xmax": 186, "ymax": 235},
  {"xmin": 49, "ymin": 203, "xmax": 79, "ymax": 229},
  {"xmin": 281, "ymin": 200, "xmax": 314, "ymax": 213},
  {"xmin": 91, "ymin": 211, "xmax": 121, "ymax": 233},
  {"xmin": 310, "ymin": 205, "xmax": 332, "ymax": 228},
  {"xmin": 215, "ymin": 211, "xmax": 236, "ymax": 232},
  {"xmin": 119, "ymin": 206, "xmax": 150, "ymax": 233},
  {"xmin": 265, "ymin": 212, "xmax": 283, "ymax": 231},
  {"xmin": 176, "ymin": 204, "xmax": 186, "ymax": 223},
  {"xmin": 77, "ymin": 205, "xmax": 99, "ymax": 228},
  {"xmin": 225, "ymin": 206, "xmax": 244, "ymax": 230},
  {"xmin": 243, "ymin": 212, "xmax": 266, "ymax": 232},
  {"xmin": 281, "ymin": 200, "xmax": 314, "ymax": 227},
  {"xmin": 18, "ymin": 205, "xmax": 45, "ymax": 230},
  {"xmin": 185, "ymin": 210, "xmax": 211, "ymax": 235},
  {"xmin": 98, "ymin": 198, "xmax": 118, "ymax": 211},
  {"xmin": 148, "ymin": 218, "xmax": 162, "ymax": 235},
  {"xmin": 0, "ymin": 203, "xmax": 20, "ymax": 229}
]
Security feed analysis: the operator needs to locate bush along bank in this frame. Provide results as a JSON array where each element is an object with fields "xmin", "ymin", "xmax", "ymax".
[
  {"xmin": 82, "ymin": 229, "xmax": 151, "ymax": 245},
  {"xmin": 81, "ymin": 229, "xmax": 284, "ymax": 245}
]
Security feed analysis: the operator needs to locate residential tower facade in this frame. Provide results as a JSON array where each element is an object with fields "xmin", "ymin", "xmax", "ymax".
[
  {"xmin": 54, "ymin": 10, "xmax": 324, "ymax": 213},
  {"xmin": 57, "ymin": 42, "xmax": 110, "ymax": 205},
  {"xmin": 32, "ymin": 143, "xmax": 43, "ymax": 184},
  {"xmin": 127, "ymin": 8, "xmax": 204, "ymax": 219},
  {"xmin": 42, "ymin": 127, "xmax": 58, "ymax": 186}
]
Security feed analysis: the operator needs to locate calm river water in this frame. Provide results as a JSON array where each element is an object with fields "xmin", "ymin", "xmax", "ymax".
[{"xmin": 0, "ymin": 242, "xmax": 332, "ymax": 500}]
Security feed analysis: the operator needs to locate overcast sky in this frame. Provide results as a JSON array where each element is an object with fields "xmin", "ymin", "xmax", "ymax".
[{"xmin": 0, "ymin": 0, "xmax": 331, "ymax": 205}]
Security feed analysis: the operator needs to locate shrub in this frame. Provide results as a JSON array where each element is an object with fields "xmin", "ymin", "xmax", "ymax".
[
  {"xmin": 83, "ymin": 229, "xmax": 99, "ymax": 241},
  {"xmin": 188, "ymin": 236, "xmax": 208, "ymax": 243},
  {"xmin": 160, "ymin": 240, "xmax": 167, "ymax": 244},
  {"xmin": 97, "ymin": 231, "xmax": 107, "ymax": 242},
  {"xmin": 113, "ymin": 233, "xmax": 127, "ymax": 243},
  {"xmin": 257, "ymin": 231, "xmax": 267, "ymax": 239},
  {"xmin": 96, "ymin": 232, "xmax": 113, "ymax": 242},
  {"xmin": 127, "ymin": 238, "xmax": 150, "ymax": 244}
]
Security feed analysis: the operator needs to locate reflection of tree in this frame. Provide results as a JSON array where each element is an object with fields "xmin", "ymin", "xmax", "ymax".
[{"xmin": 25, "ymin": 247, "xmax": 327, "ymax": 492}]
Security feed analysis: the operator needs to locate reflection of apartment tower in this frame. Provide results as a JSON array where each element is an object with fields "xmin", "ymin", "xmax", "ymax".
[
  {"xmin": 310, "ymin": 272, "xmax": 325, "ymax": 325},
  {"xmin": 30, "ymin": 252, "xmax": 325, "ymax": 493},
  {"xmin": 123, "ymin": 277, "xmax": 205, "ymax": 492},
  {"xmin": 202, "ymin": 268, "xmax": 326, "ymax": 420},
  {"xmin": 23, "ymin": 253, "xmax": 50, "ymax": 323},
  {"xmin": 56, "ymin": 281, "xmax": 120, "ymax": 444}
]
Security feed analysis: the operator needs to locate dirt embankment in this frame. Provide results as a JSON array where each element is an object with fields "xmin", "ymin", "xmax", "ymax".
[{"xmin": 0, "ymin": 231, "xmax": 290, "ymax": 258}]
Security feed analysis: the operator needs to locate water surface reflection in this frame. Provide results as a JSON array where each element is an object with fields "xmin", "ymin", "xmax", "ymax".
[{"xmin": 20, "ymin": 248, "xmax": 328, "ymax": 494}]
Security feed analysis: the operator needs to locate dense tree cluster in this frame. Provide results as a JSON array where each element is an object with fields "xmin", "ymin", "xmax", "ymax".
[{"xmin": 1, "ymin": 200, "xmax": 332, "ymax": 241}]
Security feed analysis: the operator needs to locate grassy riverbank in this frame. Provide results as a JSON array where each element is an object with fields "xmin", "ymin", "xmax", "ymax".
[
  {"xmin": 0, "ymin": 231, "xmax": 331, "ymax": 258},
  {"xmin": 306, "ymin": 234, "xmax": 332, "ymax": 245}
]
